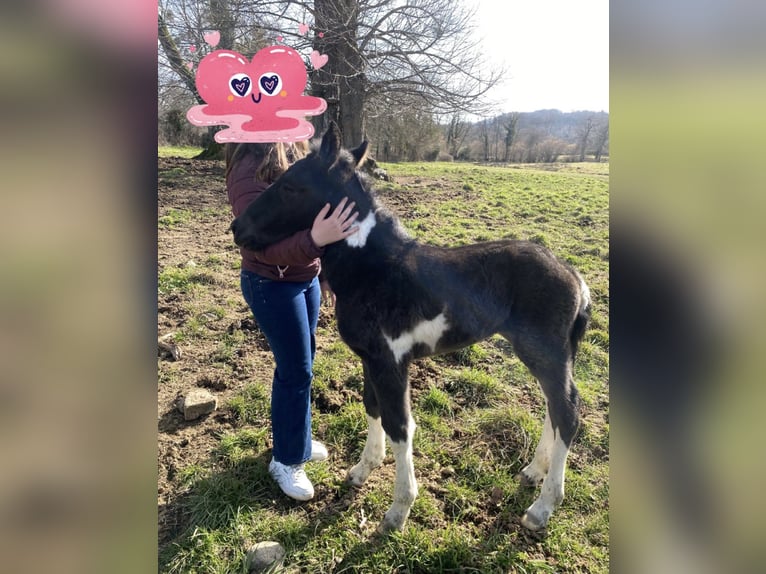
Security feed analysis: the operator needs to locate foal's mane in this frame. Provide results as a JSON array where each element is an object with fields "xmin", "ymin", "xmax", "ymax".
[
  {"xmin": 352, "ymin": 165, "xmax": 414, "ymax": 243},
  {"xmin": 306, "ymin": 138, "xmax": 413, "ymax": 243}
]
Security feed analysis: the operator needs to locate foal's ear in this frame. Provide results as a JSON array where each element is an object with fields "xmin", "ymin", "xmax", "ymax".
[
  {"xmin": 319, "ymin": 121, "xmax": 342, "ymax": 167},
  {"xmin": 350, "ymin": 141, "xmax": 370, "ymax": 168}
]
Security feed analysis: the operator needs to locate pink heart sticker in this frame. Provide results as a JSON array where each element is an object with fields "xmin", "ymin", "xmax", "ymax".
[
  {"xmin": 310, "ymin": 50, "xmax": 328, "ymax": 70},
  {"xmin": 187, "ymin": 46, "xmax": 327, "ymax": 143},
  {"xmin": 298, "ymin": 23, "xmax": 309, "ymax": 35},
  {"xmin": 189, "ymin": 45, "xmax": 196, "ymax": 53},
  {"xmin": 203, "ymin": 31, "xmax": 220, "ymax": 47}
]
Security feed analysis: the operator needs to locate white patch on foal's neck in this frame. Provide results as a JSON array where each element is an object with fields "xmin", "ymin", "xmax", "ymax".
[
  {"xmin": 345, "ymin": 210, "xmax": 376, "ymax": 248},
  {"xmin": 383, "ymin": 313, "xmax": 449, "ymax": 363}
]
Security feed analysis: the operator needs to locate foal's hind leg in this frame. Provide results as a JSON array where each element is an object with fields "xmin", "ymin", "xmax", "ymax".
[
  {"xmin": 348, "ymin": 361, "xmax": 387, "ymax": 486},
  {"xmin": 520, "ymin": 365, "xmax": 580, "ymax": 531},
  {"xmin": 507, "ymin": 328, "xmax": 581, "ymax": 531},
  {"xmin": 518, "ymin": 406, "xmax": 554, "ymax": 486}
]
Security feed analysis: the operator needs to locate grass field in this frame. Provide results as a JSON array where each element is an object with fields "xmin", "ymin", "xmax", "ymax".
[
  {"xmin": 157, "ymin": 152, "xmax": 609, "ymax": 573},
  {"xmin": 158, "ymin": 145, "xmax": 204, "ymax": 158}
]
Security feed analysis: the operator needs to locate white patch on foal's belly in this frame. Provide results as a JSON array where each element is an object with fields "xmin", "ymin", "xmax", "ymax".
[
  {"xmin": 345, "ymin": 211, "xmax": 376, "ymax": 248},
  {"xmin": 383, "ymin": 313, "xmax": 449, "ymax": 363}
]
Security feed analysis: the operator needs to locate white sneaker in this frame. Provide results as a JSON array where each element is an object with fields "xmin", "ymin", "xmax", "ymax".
[
  {"xmin": 268, "ymin": 459, "xmax": 314, "ymax": 501},
  {"xmin": 311, "ymin": 440, "xmax": 329, "ymax": 462}
]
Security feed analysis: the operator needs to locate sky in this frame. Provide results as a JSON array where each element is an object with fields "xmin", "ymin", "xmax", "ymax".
[{"xmin": 471, "ymin": 0, "xmax": 609, "ymax": 114}]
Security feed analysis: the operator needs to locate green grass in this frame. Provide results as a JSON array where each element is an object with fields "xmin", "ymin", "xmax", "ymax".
[
  {"xmin": 444, "ymin": 367, "xmax": 503, "ymax": 408},
  {"xmin": 158, "ymin": 265, "xmax": 220, "ymax": 295},
  {"xmin": 216, "ymin": 428, "xmax": 269, "ymax": 465},
  {"xmin": 158, "ymin": 208, "xmax": 193, "ymax": 228},
  {"xmin": 158, "ymin": 160, "xmax": 609, "ymax": 573},
  {"xmin": 420, "ymin": 384, "xmax": 454, "ymax": 415},
  {"xmin": 227, "ymin": 384, "xmax": 270, "ymax": 426},
  {"xmin": 158, "ymin": 145, "xmax": 203, "ymax": 158}
]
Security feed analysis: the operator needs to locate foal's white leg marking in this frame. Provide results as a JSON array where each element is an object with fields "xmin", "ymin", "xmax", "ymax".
[
  {"xmin": 381, "ymin": 416, "xmax": 417, "ymax": 532},
  {"xmin": 578, "ymin": 273, "xmax": 591, "ymax": 309},
  {"xmin": 348, "ymin": 416, "xmax": 386, "ymax": 486},
  {"xmin": 383, "ymin": 313, "xmax": 449, "ymax": 363},
  {"xmin": 520, "ymin": 407, "xmax": 554, "ymax": 485},
  {"xmin": 345, "ymin": 210, "xmax": 377, "ymax": 248},
  {"xmin": 521, "ymin": 430, "xmax": 569, "ymax": 531}
]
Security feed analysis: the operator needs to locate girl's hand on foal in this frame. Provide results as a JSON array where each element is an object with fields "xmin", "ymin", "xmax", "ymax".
[{"xmin": 310, "ymin": 197, "xmax": 359, "ymax": 247}]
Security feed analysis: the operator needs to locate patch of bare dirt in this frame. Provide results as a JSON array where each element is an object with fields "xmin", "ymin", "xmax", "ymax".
[
  {"xmin": 157, "ymin": 157, "xmax": 271, "ymax": 543},
  {"xmin": 158, "ymin": 157, "xmax": 376, "ymax": 544}
]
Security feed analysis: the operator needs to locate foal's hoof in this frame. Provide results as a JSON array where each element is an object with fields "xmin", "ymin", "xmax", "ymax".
[
  {"xmin": 517, "ymin": 469, "xmax": 544, "ymax": 488},
  {"xmin": 520, "ymin": 507, "xmax": 550, "ymax": 532},
  {"xmin": 346, "ymin": 465, "xmax": 368, "ymax": 487},
  {"xmin": 376, "ymin": 519, "xmax": 405, "ymax": 535},
  {"xmin": 377, "ymin": 509, "xmax": 407, "ymax": 534},
  {"xmin": 517, "ymin": 463, "xmax": 546, "ymax": 487}
]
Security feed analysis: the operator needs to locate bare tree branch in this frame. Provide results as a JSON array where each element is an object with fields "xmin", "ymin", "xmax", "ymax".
[
  {"xmin": 158, "ymin": 0, "xmax": 504, "ymax": 145},
  {"xmin": 158, "ymin": 12, "xmax": 202, "ymax": 104}
]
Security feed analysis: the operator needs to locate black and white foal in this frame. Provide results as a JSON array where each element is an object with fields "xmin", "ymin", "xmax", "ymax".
[{"xmin": 230, "ymin": 123, "xmax": 591, "ymax": 532}]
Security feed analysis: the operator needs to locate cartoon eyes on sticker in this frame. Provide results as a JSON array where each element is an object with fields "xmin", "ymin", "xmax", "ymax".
[
  {"xmin": 229, "ymin": 73, "xmax": 252, "ymax": 97},
  {"xmin": 258, "ymin": 73, "xmax": 282, "ymax": 96}
]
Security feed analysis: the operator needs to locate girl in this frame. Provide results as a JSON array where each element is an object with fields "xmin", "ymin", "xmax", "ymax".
[{"xmin": 225, "ymin": 142, "xmax": 358, "ymax": 500}]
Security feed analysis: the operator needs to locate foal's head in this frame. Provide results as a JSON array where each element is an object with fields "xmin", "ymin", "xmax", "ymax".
[{"xmin": 231, "ymin": 122, "xmax": 371, "ymax": 251}]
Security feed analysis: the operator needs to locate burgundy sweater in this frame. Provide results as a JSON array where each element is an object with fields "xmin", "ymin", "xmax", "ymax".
[{"xmin": 226, "ymin": 153, "xmax": 323, "ymax": 281}]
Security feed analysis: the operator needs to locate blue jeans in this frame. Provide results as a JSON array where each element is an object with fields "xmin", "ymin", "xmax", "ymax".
[{"xmin": 240, "ymin": 270, "xmax": 320, "ymax": 465}]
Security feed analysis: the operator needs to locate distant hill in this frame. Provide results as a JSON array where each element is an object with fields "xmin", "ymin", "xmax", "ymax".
[{"xmin": 504, "ymin": 109, "xmax": 609, "ymax": 142}]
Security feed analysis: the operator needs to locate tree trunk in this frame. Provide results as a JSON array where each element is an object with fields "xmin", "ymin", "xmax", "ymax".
[
  {"xmin": 577, "ymin": 117, "xmax": 594, "ymax": 162},
  {"xmin": 593, "ymin": 121, "xmax": 609, "ymax": 162},
  {"xmin": 158, "ymin": 4, "xmax": 233, "ymax": 159},
  {"xmin": 312, "ymin": 0, "xmax": 365, "ymax": 146},
  {"xmin": 194, "ymin": 0, "xmax": 236, "ymax": 159},
  {"xmin": 503, "ymin": 113, "xmax": 519, "ymax": 162},
  {"xmin": 194, "ymin": 130, "xmax": 224, "ymax": 160}
]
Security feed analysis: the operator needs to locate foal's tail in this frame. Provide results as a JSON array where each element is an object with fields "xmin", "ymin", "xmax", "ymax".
[{"xmin": 569, "ymin": 272, "xmax": 592, "ymax": 362}]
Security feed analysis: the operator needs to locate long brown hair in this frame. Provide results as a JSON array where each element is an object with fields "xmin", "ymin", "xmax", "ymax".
[{"xmin": 225, "ymin": 141, "xmax": 309, "ymax": 183}]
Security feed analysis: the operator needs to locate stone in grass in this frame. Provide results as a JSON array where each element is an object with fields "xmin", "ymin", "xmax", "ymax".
[
  {"xmin": 177, "ymin": 389, "xmax": 217, "ymax": 421},
  {"xmin": 246, "ymin": 541, "xmax": 285, "ymax": 572}
]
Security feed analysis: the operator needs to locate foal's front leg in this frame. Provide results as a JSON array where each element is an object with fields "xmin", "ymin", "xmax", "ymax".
[
  {"xmin": 348, "ymin": 356, "xmax": 416, "ymax": 532},
  {"xmin": 348, "ymin": 362, "xmax": 386, "ymax": 486},
  {"xmin": 349, "ymin": 408, "xmax": 417, "ymax": 533},
  {"xmin": 381, "ymin": 412, "xmax": 417, "ymax": 532},
  {"xmin": 347, "ymin": 416, "xmax": 386, "ymax": 486}
]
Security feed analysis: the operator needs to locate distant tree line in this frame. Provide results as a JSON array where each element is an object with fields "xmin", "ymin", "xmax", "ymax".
[
  {"xmin": 161, "ymin": 106, "xmax": 608, "ymax": 163},
  {"xmin": 362, "ymin": 109, "xmax": 609, "ymax": 163}
]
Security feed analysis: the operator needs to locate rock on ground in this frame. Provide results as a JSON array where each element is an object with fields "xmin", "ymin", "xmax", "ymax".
[
  {"xmin": 246, "ymin": 541, "xmax": 285, "ymax": 572},
  {"xmin": 176, "ymin": 389, "xmax": 217, "ymax": 421}
]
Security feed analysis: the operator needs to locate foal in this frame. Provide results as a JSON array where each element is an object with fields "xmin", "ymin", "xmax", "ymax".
[{"xmin": 231, "ymin": 123, "xmax": 591, "ymax": 532}]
